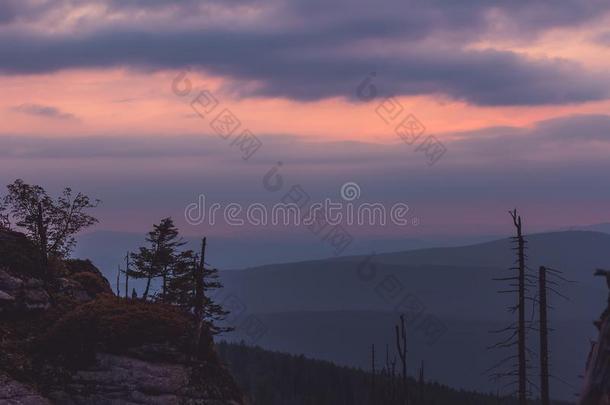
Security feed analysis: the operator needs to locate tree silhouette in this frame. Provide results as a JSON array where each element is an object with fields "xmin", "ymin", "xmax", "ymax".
[
  {"xmin": 538, "ymin": 265, "xmax": 571, "ymax": 404},
  {"xmin": 163, "ymin": 237, "xmax": 230, "ymax": 337},
  {"xmin": 511, "ymin": 209, "xmax": 527, "ymax": 405},
  {"xmin": 129, "ymin": 217, "xmax": 184, "ymax": 300},
  {"xmin": 1, "ymin": 179, "xmax": 99, "ymax": 273},
  {"xmin": 396, "ymin": 314, "xmax": 409, "ymax": 404},
  {"xmin": 489, "ymin": 209, "xmax": 535, "ymax": 403}
]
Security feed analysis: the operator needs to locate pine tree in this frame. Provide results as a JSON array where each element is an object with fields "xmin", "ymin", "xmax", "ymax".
[
  {"xmin": 166, "ymin": 238, "xmax": 230, "ymax": 335},
  {"xmin": 128, "ymin": 245, "xmax": 157, "ymax": 300},
  {"xmin": 166, "ymin": 249, "xmax": 198, "ymax": 308},
  {"xmin": 128, "ymin": 217, "xmax": 184, "ymax": 301}
]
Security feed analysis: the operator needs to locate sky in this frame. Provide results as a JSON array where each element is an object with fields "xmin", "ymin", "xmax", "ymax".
[{"xmin": 1, "ymin": 0, "xmax": 610, "ymax": 250}]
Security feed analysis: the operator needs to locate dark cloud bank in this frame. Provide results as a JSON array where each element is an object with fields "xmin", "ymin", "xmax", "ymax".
[{"xmin": 0, "ymin": 0, "xmax": 609, "ymax": 105}]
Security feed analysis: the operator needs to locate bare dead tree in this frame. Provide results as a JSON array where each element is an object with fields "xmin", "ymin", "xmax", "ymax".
[
  {"xmin": 511, "ymin": 209, "xmax": 527, "ymax": 405},
  {"xmin": 537, "ymin": 266, "xmax": 571, "ymax": 404},
  {"xmin": 385, "ymin": 343, "xmax": 390, "ymax": 376},
  {"xmin": 124, "ymin": 251, "xmax": 130, "ymax": 299},
  {"xmin": 488, "ymin": 209, "xmax": 536, "ymax": 403},
  {"xmin": 396, "ymin": 314, "xmax": 408, "ymax": 404},
  {"xmin": 117, "ymin": 252, "xmax": 131, "ymax": 299},
  {"xmin": 116, "ymin": 264, "xmax": 121, "ymax": 296},
  {"xmin": 418, "ymin": 360, "xmax": 424, "ymax": 405},
  {"xmin": 371, "ymin": 343, "xmax": 376, "ymax": 404},
  {"xmin": 193, "ymin": 237, "xmax": 207, "ymax": 356},
  {"xmin": 539, "ymin": 266, "xmax": 550, "ymax": 405}
]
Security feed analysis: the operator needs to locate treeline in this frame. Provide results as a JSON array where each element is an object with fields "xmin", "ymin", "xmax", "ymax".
[{"xmin": 217, "ymin": 342, "xmax": 570, "ymax": 405}]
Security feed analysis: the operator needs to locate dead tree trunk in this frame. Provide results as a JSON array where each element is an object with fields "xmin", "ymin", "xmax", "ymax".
[
  {"xmin": 418, "ymin": 360, "xmax": 424, "ymax": 405},
  {"xmin": 371, "ymin": 343, "xmax": 376, "ymax": 404},
  {"xmin": 510, "ymin": 209, "xmax": 527, "ymax": 405},
  {"xmin": 193, "ymin": 237, "xmax": 207, "ymax": 357},
  {"xmin": 36, "ymin": 202, "xmax": 48, "ymax": 271},
  {"xmin": 539, "ymin": 266, "xmax": 550, "ymax": 405},
  {"xmin": 116, "ymin": 264, "xmax": 121, "ymax": 296},
  {"xmin": 124, "ymin": 252, "xmax": 130, "ymax": 299},
  {"xmin": 396, "ymin": 314, "xmax": 408, "ymax": 404},
  {"xmin": 389, "ymin": 350, "xmax": 397, "ymax": 402}
]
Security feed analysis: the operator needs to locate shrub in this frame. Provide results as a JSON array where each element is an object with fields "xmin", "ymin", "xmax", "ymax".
[
  {"xmin": 69, "ymin": 272, "xmax": 112, "ymax": 297},
  {"xmin": 40, "ymin": 296, "xmax": 193, "ymax": 363}
]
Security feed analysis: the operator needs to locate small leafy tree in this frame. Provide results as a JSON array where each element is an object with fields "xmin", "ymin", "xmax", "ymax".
[{"xmin": 1, "ymin": 179, "xmax": 99, "ymax": 271}]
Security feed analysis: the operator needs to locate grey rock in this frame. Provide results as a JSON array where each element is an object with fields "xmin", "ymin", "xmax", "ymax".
[
  {"xmin": 0, "ymin": 290, "xmax": 15, "ymax": 301},
  {"xmin": 0, "ymin": 269, "xmax": 23, "ymax": 291},
  {"xmin": 0, "ymin": 268, "xmax": 51, "ymax": 311},
  {"xmin": 47, "ymin": 353, "xmax": 241, "ymax": 405},
  {"xmin": 22, "ymin": 289, "xmax": 50, "ymax": 310},
  {"xmin": 0, "ymin": 373, "xmax": 52, "ymax": 405},
  {"xmin": 24, "ymin": 278, "xmax": 44, "ymax": 288},
  {"xmin": 56, "ymin": 278, "xmax": 91, "ymax": 303}
]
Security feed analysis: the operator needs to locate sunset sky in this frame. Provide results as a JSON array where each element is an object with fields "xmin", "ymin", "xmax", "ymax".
[{"xmin": 2, "ymin": 0, "xmax": 610, "ymax": 248}]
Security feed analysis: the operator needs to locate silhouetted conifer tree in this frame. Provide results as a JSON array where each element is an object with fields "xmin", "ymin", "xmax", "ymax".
[{"xmin": 129, "ymin": 217, "xmax": 184, "ymax": 300}]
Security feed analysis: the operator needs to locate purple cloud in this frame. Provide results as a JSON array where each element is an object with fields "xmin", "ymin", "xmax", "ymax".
[{"xmin": 11, "ymin": 103, "xmax": 76, "ymax": 120}]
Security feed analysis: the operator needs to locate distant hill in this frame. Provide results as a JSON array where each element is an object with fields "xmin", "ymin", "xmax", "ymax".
[
  {"xmin": 218, "ymin": 231, "xmax": 610, "ymax": 319},
  {"xmin": 562, "ymin": 222, "xmax": 610, "ymax": 235},
  {"xmin": 73, "ymin": 229, "xmax": 503, "ymax": 274}
]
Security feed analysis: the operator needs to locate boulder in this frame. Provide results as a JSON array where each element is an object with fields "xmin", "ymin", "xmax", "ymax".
[
  {"xmin": 56, "ymin": 278, "xmax": 91, "ymax": 303},
  {"xmin": 0, "ymin": 268, "xmax": 50, "ymax": 312}
]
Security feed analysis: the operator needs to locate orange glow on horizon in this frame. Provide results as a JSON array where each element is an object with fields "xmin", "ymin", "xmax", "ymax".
[{"xmin": 1, "ymin": 67, "xmax": 610, "ymax": 143}]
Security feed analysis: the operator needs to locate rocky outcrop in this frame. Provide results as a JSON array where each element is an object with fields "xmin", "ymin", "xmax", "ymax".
[
  {"xmin": 0, "ymin": 373, "xmax": 51, "ymax": 405},
  {"xmin": 0, "ymin": 351, "xmax": 242, "ymax": 405},
  {"xmin": 55, "ymin": 277, "xmax": 92, "ymax": 303},
  {"xmin": 0, "ymin": 244, "xmax": 113, "ymax": 314},
  {"xmin": 0, "ymin": 230, "xmax": 244, "ymax": 405},
  {"xmin": 47, "ymin": 352, "xmax": 241, "ymax": 405},
  {"xmin": 0, "ymin": 268, "xmax": 51, "ymax": 312}
]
